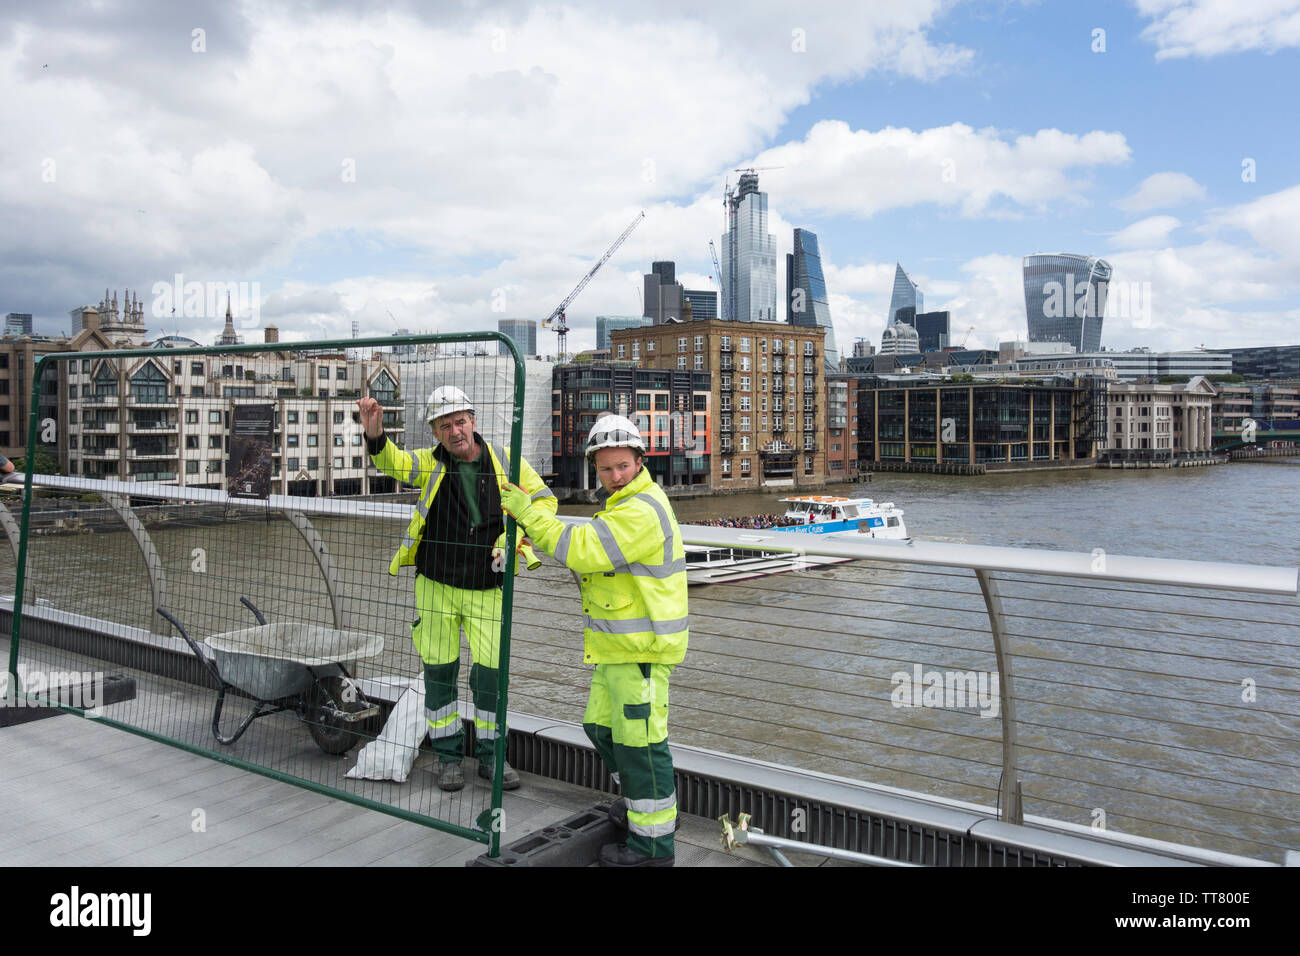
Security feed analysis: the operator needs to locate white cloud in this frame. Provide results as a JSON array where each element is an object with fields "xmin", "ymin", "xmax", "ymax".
[
  {"xmin": 1110, "ymin": 215, "xmax": 1182, "ymax": 248},
  {"xmin": 1136, "ymin": 0, "xmax": 1300, "ymax": 59},
  {"xmin": 751, "ymin": 121, "xmax": 1131, "ymax": 220},
  {"xmin": 0, "ymin": 1, "xmax": 975, "ymax": 341},
  {"xmin": 1117, "ymin": 172, "xmax": 1207, "ymax": 212}
]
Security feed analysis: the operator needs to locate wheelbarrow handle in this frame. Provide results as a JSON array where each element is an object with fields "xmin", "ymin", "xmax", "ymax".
[
  {"xmin": 239, "ymin": 595, "xmax": 268, "ymax": 625},
  {"xmin": 156, "ymin": 607, "xmax": 222, "ymax": 685}
]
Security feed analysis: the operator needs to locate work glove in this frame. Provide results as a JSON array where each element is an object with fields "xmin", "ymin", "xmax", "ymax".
[
  {"xmin": 492, "ymin": 531, "xmax": 542, "ymax": 574},
  {"xmin": 498, "ymin": 481, "xmax": 537, "ymax": 527}
]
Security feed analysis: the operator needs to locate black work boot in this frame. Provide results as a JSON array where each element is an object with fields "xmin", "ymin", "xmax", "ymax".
[{"xmin": 598, "ymin": 842, "xmax": 674, "ymax": 867}]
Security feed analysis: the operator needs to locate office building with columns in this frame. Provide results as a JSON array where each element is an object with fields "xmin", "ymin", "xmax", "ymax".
[{"xmin": 1101, "ymin": 376, "xmax": 1216, "ymax": 462}]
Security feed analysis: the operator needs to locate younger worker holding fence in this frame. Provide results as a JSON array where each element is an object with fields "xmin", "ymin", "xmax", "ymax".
[
  {"xmin": 499, "ymin": 414, "xmax": 687, "ymax": 867},
  {"xmin": 359, "ymin": 387, "xmax": 555, "ymax": 792}
]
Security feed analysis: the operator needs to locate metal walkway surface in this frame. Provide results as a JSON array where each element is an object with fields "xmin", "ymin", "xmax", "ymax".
[{"xmin": 0, "ymin": 713, "xmax": 769, "ymax": 867}]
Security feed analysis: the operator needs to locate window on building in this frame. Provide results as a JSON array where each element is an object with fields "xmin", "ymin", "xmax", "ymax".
[
  {"xmin": 739, "ymin": 337, "xmax": 751, "ymax": 353},
  {"xmin": 740, "ymin": 457, "xmax": 751, "ymax": 475},
  {"xmin": 318, "ymin": 367, "xmax": 330, "ymax": 379},
  {"xmin": 678, "ymin": 337, "xmax": 687, "ymax": 352},
  {"xmin": 693, "ymin": 355, "xmax": 703, "ymax": 371},
  {"xmin": 740, "ymin": 377, "xmax": 750, "ymax": 391},
  {"xmin": 307, "ymin": 457, "xmax": 319, "ymax": 470},
  {"xmin": 287, "ymin": 457, "xmax": 299, "ymax": 471},
  {"xmin": 631, "ymin": 343, "xmax": 640, "ymax": 360},
  {"xmin": 637, "ymin": 394, "xmax": 651, "ymax": 411},
  {"xmin": 185, "ymin": 410, "xmax": 198, "ymax": 424},
  {"xmin": 333, "ymin": 435, "xmax": 343, "ymax": 446},
  {"xmin": 207, "ymin": 460, "xmax": 222, "ymax": 474},
  {"xmin": 352, "ymin": 456, "xmax": 363, "ymax": 468},
  {"xmin": 677, "ymin": 357, "xmax": 686, "ymax": 370},
  {"xmin": 307, "ymin": 434, "xmax": 319, "ymax": 447},
  {"xmin": 655, "ymin": 395, "xmax": 668, "ymax": 411},
  {"xmin": 208, "ymin": 435, "xmax": 221, "ymax": 449},
  {"xmin": 804, "ymin": 342, "xmax": 814, "ymax": 355},
  {"xmin": 336, "ymin": 367, "xmax": 347, "ymax": 380},
  {"xmin": 288, "ymin": 435, "xmax": 299, "ymax": 447},
  {"xmin": 208, "ymin": 411, "xmax": 221, "ymax": 424},
  {"xmin": 333, "ymin": 456, "xmax": 344, "ymax": 468},
  {"xmin": 351, "ymin": 434, "xmax": 362, "ymax": 446},
  {"xmin": 647, "ymin": 341, "xmax": 655, "ymax": 352},
  {"xmin": 333, "ymin": 411, "xmax": 345, "ymax": 423},
  {"xmin": 721, "ymin": 458, "xmax": 731, "ymax": 474},
  {"xmin": 740, "ymin": 356, "xmax": 751, "ymax": 372},
  {"xmin": 186, "ymin": 460, "xmax": 199, "ymax": 474},
  {"xmin": 694, "ymin": 336, "xmax": 703, "ymax": 352},
  {"xmin": 617, "ymin": 344, "xmax": 625, "ymax": 359},
  {"xmin": 307, "ymin": 412, "xmax": 318, "ymax": 424},
  {"xmin": 287, "ymin": 411, "xmax": 299, "ymax": 424},
  {"xmin": 740, "ymin": 398, "xmax": 751, "ymax": 412}
]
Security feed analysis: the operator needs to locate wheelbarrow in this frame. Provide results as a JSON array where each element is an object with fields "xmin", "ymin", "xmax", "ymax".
[{"xmin": 157, "ymin": 598, "xmax": 384, "ymax": 755}]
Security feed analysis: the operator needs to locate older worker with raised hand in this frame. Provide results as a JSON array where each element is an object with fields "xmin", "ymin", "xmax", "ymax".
[{"xmin": 359, "ymin": 386, "xmax": 555, "ymax": 792}]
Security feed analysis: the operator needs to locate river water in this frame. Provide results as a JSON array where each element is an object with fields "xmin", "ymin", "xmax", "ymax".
[{"xmin": 5, "ymin": 460, "xmax": 1297, "ymax": 861}]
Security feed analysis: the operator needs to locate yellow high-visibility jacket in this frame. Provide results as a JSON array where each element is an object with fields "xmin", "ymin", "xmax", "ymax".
[
  {"xmin": 371, "ymin": 433, "xmax": 556, "ymax": 577},
  {"xmin": 523, "ymin": 466, "xmax": 688, "ymax": 665}
]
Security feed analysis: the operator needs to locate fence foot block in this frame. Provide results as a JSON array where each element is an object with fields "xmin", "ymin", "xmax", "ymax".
[{"xmin": 466, "ymin": 803, "xmax": 620, "ymax": 867}]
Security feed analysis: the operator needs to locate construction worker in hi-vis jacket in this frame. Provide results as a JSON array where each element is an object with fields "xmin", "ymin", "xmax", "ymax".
[
  {"xmin": 500, "ymin": 413, "xmax": 687, "ymax": 867},
  {"xmin": 359, "ymin": 386, "xmax": 555, "ymax": 793}
]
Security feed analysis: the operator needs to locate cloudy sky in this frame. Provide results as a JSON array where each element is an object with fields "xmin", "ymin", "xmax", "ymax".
[{"xmin": 3, "ymin": 0, "xmax": 1298, "ymax": 353}]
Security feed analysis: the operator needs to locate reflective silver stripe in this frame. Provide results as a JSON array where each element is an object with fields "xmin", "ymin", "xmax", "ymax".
[
  {"xmin": 556, "ymin": 525, "xmax": 574, "ymax": 564},
  {"xmin": 625, "ymin": 557, "xmax": 686, "ymax": 579},
  {"xmin": 407, "ymin": 454, "xmax": 421, "ymax": 486},
  {"xmin": 530, "ymin": 487, "xmax": 556, "ymax": 501},
  {"xmin": 610, "ymin": 772, "xmax": 621, "ymax": 787},
  {"xmin": 633, "ymin": 492, "xmax": 675, "ymax": 566},
  {"xmin": 627, "ymin": 793, "xmax": 676, "ymax": 814},
  {"xmin": 592, "ymin": 516, "xmax": 628, "ymax": 570},
  {"xmin": 414, "ymin": 464, "xmax": 443, "ymax": 520},
  {"xmin": 586, "ymin": 615, "xmax": 689, "ymax": 636},
  {"xmin": 425, "ymin": 702, "xmax": 459, "ymax": 725},
  {"xmin": 628, "ymin": 819, "xmax": 677, "ymax": 838},
  {"xmin": 469, "ymin": 705, "xmax": 499, "ymax": 730}
]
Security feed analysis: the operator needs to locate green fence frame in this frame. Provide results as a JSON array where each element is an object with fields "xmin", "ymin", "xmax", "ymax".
[{"xmin": 7, "ymin": 331, "xmax": 527, "ymax": 857}]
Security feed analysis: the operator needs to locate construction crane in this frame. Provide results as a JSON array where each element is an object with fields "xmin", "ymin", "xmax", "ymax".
[
  {"xmin": 960, "ymin": 325, "xmax": 975, "ymax": 348},
  {"xmin": 708, "ymin": 240, "xmax": 727, "ymax": 321},
  {"xmin": 543, "ymin": 210, "xmax": 645, "ymax": 362}
]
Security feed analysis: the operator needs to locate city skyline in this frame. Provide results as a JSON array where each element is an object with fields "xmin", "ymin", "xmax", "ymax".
[{"xmin": 4, "ymin": 2, "xmax": 1299, "ymax": 356}]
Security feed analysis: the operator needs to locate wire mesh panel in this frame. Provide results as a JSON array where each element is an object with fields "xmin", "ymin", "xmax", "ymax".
[{"xmin": 4, "ymin": 334, "xmax": 527, "ymax": 853}]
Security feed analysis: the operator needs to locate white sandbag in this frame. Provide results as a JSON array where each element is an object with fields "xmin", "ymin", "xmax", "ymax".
[{"xmin": 346, "ymin": 683, "xmax": 427, "ymax": 783}]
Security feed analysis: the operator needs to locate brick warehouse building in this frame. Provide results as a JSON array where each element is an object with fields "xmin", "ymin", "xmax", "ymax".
[{"xmin": 610, "ymin": 319, "xmax": 827, "ymax": 490}]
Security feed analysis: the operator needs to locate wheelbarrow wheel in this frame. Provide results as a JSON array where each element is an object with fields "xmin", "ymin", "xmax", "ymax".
[{"xmin": 308, "ymin": 676, "xmax": 365, "ymax": 755}]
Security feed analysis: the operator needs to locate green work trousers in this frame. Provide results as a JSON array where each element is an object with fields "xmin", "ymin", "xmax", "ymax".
[
  {"xmin": 584, "ymin": 662, "xmax": 677, "ymax": 859},
  {"xmin": 413, "ymin": 574, "xmax": 503, "ymax": 762}
]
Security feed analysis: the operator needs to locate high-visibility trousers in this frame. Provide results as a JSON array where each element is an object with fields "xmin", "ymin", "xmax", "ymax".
[
  {"xmin": 413, "ymin": 574, "xmax": 503, "ymax": 762},
  {"xmin": 583, "ymin": 662, "xmax": 677, "ymax": 859}
]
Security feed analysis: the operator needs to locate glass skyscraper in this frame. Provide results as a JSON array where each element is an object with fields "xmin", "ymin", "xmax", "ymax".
[
  {"xmin": 595, "ymin": 315, "xmax": 649, "ymax": 351},
  {"xmin": 786, "ymin": 228, "xmax": 838, "ymax": 369},
  {"xmin": 888, "ymin": 263, "xmax": 923, "ymax": 326},
  {"xmin": 1023, "ymin": 253, "xmax": 1111, "ymax": 353},
  {"xmin": 497, "ymin": 318, "xmax": 537, "ymax": 357},
  {"xmin": 723, "ymin": 172, "xmax": 778, "ymax": 323}
]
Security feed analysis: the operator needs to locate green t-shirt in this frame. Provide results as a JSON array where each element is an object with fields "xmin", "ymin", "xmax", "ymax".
[{"xmin": 456, "ymin": 456, "xmax": 482, "ymax": 527}]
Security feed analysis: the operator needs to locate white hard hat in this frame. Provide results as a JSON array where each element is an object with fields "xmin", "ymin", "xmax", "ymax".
[
  {"xmin": 585, "ymin": 413, "xmax": 645, "ymax": 459},
  {"xmin": 425, "ymin": 385, "xmax": 475, "ymax": 424}
]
